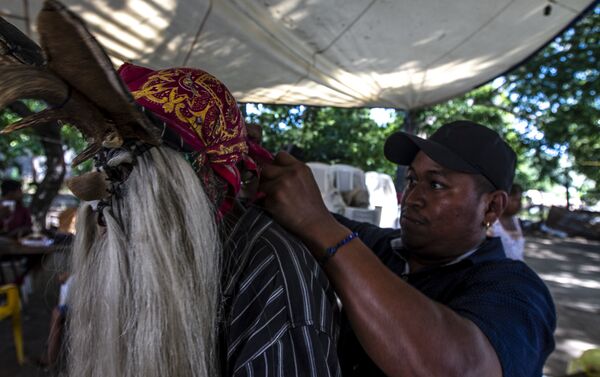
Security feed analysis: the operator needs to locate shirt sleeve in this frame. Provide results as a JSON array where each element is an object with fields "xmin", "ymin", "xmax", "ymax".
[
  {"xmin": 332, "ymin": 213, "xmax": 401, "ymax": 261},
  {"xmin": 224, "ymin": 221, "xmax": 341, "ymax": 377},
  {"xmin": 447, "ymin": 262, "xmax": 556, "ymax": 377}
]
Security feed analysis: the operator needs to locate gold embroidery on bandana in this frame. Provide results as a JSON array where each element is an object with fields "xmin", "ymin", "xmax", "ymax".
[{"xmin": 131, "ymin": 68, "xmax": 243, "ymax": 155}]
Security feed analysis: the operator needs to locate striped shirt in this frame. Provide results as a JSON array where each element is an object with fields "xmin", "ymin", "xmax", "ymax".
[{"xmin": 220, "ymin": 206, "xmax": 341, "ymax": 377}]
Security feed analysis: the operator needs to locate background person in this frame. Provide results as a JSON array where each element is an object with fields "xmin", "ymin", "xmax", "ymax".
[
  {"xmin": 37, "ymin": 273, "xmax": 72, "ymax": 370},
  {"xmin": 488, "ymin": 183, "xmax": 526, "ymax": 260},
  {"xmin": 0, "ymin": 179, "xmax": 32, "ymax": 238},
  {"xmin": 259, "ymin": 120, "xmax": 556, "ymax": 377}
]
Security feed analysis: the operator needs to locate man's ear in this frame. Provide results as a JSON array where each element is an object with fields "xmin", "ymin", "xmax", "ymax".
[{"xmin": 484, "ymin": 190, "xmax": 508, "ymax": 225}]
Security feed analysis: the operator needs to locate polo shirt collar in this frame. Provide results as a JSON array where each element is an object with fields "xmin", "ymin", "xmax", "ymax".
[
  {"xmin": 393, "ymin": 236, "xmax": 506, "ymax": 275},
  {"xmin": 465, "ymin": 237, "xmax": 506, "ymax": 264}
]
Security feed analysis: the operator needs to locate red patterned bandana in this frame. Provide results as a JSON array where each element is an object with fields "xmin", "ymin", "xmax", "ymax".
[{"xmin": 118, "ymin": 63, "xmax": 271, "ymax": 216}]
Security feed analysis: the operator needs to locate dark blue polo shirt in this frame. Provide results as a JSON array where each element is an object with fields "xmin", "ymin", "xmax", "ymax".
[{"xmin": 334, "ymin": 215, "xmax": 556, "ymax": 377}]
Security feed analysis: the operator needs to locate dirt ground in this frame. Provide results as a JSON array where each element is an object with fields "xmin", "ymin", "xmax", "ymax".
[
  {"xmin": 1, "ymin": 235, "xmax": 599, "ymax": 377},
  {"xmin": 526, "ymin": 236, "xmax": 600, "ymax": 376}
]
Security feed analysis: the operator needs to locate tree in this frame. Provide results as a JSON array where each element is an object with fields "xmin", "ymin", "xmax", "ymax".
[
  {"xmin": 0, "ymin": 107, "xmax": 44, "ymax": 174},
  {"xmin": 1, "ymin": 101, "xmax": 72, "ymax": 226},
  {"xmin": 7, "ymin": 102, "xmax": 66, "ymax": 226},
  {"xmin": 407, "ymin": 85, "xmax": 558, "ymax": 192},
  {"xmin": 390, "ymin": 5, "xmax": 600, "ymax": 204},
  {"xmin": 1, "ymin": 97, "xmax": 94, "ymax": 223},
  {"xmin": 500, "ymin": 4, "xmax": 600, "ymax": 202},
  {"xmin": 246, "ymin": 104, "xmax": 400, "ymax": 175}
]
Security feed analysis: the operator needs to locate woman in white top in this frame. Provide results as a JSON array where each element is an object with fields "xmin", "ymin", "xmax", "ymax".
[{"xmin": 488, "ymin": 184, "xmax": 525, "ymax": 260}]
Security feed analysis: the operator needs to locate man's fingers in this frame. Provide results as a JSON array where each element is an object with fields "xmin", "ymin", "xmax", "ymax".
[
  {"xmin": 272, "ymin": 151, "xmax": 298, "ymax": 166},
  {"xmin": 260, "ymin": 162, "xmax": 285, "ymax": 180},
  {"xmin": 258, "ymin": 176, "xmax": 286, "ymax": 199},
  {"xmin": 260, "ymin": 151, "xmax": 300, "ymax": 180},
  {"xmin": 257, "ymin": 179, "xmax": 286, "ymax": 216}
]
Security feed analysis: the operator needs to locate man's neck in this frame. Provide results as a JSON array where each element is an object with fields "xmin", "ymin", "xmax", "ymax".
[
  {"xmin": 406, "ymin": 255, "xmax": 454, "ymax": 273},
  {"xmin": 405, "ymin": 239, "xmax": 486, "ymax": 273}
]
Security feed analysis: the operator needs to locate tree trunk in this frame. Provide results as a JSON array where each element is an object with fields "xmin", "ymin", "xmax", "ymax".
[
  {"xmin": 2, "ymin": 17, "xmax": 64, "ymax": 229},
  {"xmin": 564, "ymin": 171, "xmax": 571, "ymax": 210},
  {"xmin": 8, "ymin": 102, "xmax": 66, "ymax": 229}
]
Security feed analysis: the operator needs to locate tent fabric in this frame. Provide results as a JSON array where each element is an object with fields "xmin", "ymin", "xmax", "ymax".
[{"xmin": 1, "ymin": 0, "xmax": 595, "ymax": 109}]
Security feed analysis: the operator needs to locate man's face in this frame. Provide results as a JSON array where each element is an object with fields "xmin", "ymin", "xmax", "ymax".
[{"xmin": 400, "ymin": 151, "xmax": 488, "ymax": 262}]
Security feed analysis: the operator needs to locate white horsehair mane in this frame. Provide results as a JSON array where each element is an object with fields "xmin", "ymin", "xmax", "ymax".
[{"xmin": 68, "ymin": 146, "xmax": 221, "ymax": 377}]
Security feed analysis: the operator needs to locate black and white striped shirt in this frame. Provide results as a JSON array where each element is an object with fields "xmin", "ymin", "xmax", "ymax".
[{"xmin": 221, "ymin": 206, "xmax": 341, "ymax": 377}]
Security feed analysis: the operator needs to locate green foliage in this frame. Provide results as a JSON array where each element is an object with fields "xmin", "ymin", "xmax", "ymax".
[
  {"xmin": 415, "ymin": 86, "xmax": 508, "ymax": 135},
  {"xmin": 246, "ymin": 104, "xmax": 401, "ymax": 175},
  {"xmin": 411, "ymin": 86, "xmax": 558, "ymax": 192},
  {"xmin": 0, "ymin": 108, "xmax": 44, "ymax": 174},
  {"xmin": 1, "ymin": 102, "xmax": 89, "ymax": 177},
  {"xmin": 61, "ymin": 126, "xmax": 92, "ymax": 175},
  {"xmin": 501, "ymin": 4, "xmax": 600, "ymax": 202}
]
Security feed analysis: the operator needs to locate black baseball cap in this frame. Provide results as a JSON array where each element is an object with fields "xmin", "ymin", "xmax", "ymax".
[{"xmin": 384, "ymin": 120, "xmax": 516, "ymax": 192}]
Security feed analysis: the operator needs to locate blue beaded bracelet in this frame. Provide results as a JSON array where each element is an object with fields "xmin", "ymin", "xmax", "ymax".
[{"xmin": 319, "ymin": 232, "xmax": 359, "ymax": 266}]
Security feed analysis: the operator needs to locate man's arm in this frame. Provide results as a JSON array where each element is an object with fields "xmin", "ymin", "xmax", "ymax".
[
  {"xmin": 259, "ymin": 152, "xmax": 502, "ymax": 377},
  {"xmin": 332, "ymin": 212, "xmax": 402, "ymax": 255}
]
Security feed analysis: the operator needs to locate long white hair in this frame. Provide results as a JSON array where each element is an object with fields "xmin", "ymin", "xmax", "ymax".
[{"xmin": 67, "ymin": 146, "xmax": 221, "ymax": 377}]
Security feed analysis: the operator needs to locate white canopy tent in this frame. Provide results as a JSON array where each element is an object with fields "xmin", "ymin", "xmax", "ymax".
[{"xmin": 1, "ymin": 0, "xmax": 595, "ymax": 109}]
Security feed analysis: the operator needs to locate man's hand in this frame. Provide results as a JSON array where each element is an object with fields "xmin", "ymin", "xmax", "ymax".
[{"xmin": 259, "ymin": 152, "xmax": 345, "ymax": 247}]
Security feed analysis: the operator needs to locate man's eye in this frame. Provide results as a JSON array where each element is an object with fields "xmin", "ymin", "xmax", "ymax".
[
  {"xmin": 431, "ymin": 181, "xmax": 444, "ymax": 189},
  {"xmin": 405, "ymin": 176, "xmax": 415, "ymax": 185}
]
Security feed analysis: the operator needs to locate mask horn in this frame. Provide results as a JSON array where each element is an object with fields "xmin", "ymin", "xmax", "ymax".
[
  {"xmin": 0, "ymin": 65, "xmax": 68, "ymax": 110},
  {"xmin": 0, "ymin": 65, "xmax": 120, "ymax": 164},
  {"xmin": 0, "ymin": 16, "xmax": 45, "ymax": 66},
  {"xmin": 37, "ymin": 0, "xmax": 161, "ymax": 145}
]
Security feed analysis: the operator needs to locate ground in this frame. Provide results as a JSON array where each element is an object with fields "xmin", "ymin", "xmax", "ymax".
[
  {"xmin": 1, "ymin": 235, "xmax": 599, "ymax": 376},
  {"xmin": 527, "ymin": 236, "xmax": 600, "ymax": 376}
]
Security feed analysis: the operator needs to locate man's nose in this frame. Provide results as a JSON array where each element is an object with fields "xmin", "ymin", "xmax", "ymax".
[{"xmin": 402, "ymin": 183, "xmax": 425, "ymax": 208}]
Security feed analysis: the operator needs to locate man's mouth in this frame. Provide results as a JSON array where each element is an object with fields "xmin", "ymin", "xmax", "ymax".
[{"xmin": 400, "ymin": 213, "xmax": 426, "ymax": 225}]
